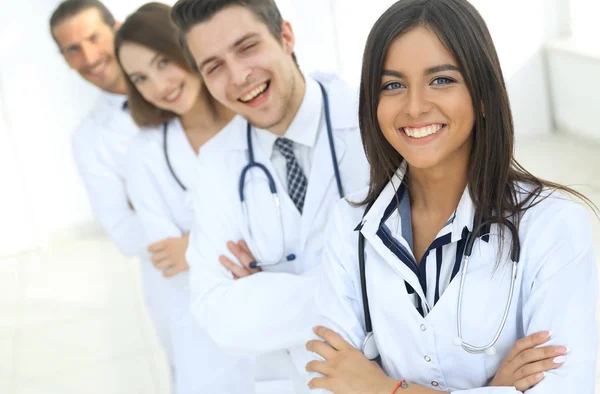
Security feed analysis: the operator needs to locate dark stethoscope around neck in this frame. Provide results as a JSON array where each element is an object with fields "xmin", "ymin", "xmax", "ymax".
[
  {"xmin": 163, "ymin": 122, "xmax": 187, "ymax": 191},
  {"xmin": 358, "ymin": 199, "xmax": 521, "ymax": 360},
  {"xmin": 238, "ymin": 81, "xmax": 345, "ymax": 267}
]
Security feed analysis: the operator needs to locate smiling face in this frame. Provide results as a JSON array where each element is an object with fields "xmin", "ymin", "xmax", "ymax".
[
  {"xmin": 118, "ymin": 42, "xmax": 201, "ymax": 116},
  {"xmin": 377, "ymin": 26, "xmax": 475, "ymax": 171},
  {"xmin": 184, "ymin": 5, "xmax": 302, "ymax": 133},
  {"xmin": 53, "ymin": 8, "xmax": 124, "ymax": 93}
]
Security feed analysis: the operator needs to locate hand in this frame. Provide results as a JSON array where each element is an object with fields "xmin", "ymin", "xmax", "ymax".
[
  {"xmin": 491, "ymin": 331, "xmax": 568, "ymax": 391},
  {"xmin": 148, "ymin": 233, "xmax": 190, "ymax": 278},
  {"xmin": 306, "ymin": 326, "xmax": 399, "ymax": 394},
  {"xmin": 219, "ymin": 240, "xmax": 262, "ymax": 279}
]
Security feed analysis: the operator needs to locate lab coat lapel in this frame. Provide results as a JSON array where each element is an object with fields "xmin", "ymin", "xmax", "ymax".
[
  {"xmin": 359, "ymin": 171, "xmax": 430, "ymax": 313},
  {"xmin": 301, "ymin": 130, "xmax": 347, "ymax": 243}
]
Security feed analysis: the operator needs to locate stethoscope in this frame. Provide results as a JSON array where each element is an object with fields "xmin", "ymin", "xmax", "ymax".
[
  {"xmin": 239, "ymin": 81, "xmax": 344, "ymax": 268},
  {"xmin": 359, "ymin": 204, "xmax": 521, "ymax": 360},
  {"xmin": 163, "ymin": 122, "xmax": 187, "ymax": 191}
]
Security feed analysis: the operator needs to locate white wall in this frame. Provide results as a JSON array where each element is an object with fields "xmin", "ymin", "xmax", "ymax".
[
  {"xmin": 569, "ymin": 0, "xmax": 600, "ymax": 44},
  {"xmin": 546, "ymin": 41, "xmax": 600, "ymax": 141}
]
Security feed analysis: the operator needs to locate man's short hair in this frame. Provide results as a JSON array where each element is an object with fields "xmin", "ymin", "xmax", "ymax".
[
  {"xmin": 49, "ymin": 0, "xmax": 116, "ymax": 46},
  {"xmin": 171, "ymin": 0, "xmax": 284, "ymax": 39},
  {"xmin": 171, "ymin": 0, "xmax": 297, "ymax": 70}
]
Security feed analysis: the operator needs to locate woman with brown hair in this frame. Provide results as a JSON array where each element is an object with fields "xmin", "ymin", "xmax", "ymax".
[
  {"xmin": 115, "ymin": 3, "xmax": 253, "ymax": 393},
  {"xmin": 305, "ymin": 0, "xmax": 598, "ymax": 393}
]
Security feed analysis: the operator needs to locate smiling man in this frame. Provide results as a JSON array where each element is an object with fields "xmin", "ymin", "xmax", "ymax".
[
  {"xmin": 170, "ymin": 0, "xmax": 370, "ymax": 393},
  {"xmin": 51, "ymin": 0, "xmax": 144, "ymax": 255}
]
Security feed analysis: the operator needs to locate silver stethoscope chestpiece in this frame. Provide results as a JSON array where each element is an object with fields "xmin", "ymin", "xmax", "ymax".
[
  {"xmin": 362, "ymin": 331, "xmax": 380, "ymax": 360},
  {"xmin": 485, "ymin": 346, "xmax": 497, "ymax": 356}
]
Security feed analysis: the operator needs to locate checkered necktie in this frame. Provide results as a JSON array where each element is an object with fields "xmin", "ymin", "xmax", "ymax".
[{"xmin": 274, "ymin": 137, "xmax": 308, "ymax": 213}]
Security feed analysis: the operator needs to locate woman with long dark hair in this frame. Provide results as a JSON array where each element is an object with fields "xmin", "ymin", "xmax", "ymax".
[
  {"xmin": 306, "ymin": 0, "xmax": 597, "ymax": 393},
  {"xmin": 115, "ymin": 3, "xmax": 253, "ymax": 393}
]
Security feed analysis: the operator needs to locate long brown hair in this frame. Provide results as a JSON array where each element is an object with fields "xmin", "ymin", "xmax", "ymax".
[
  {"xmin": 359, "ymin": 0, "xmax": 596, "ymax": 240},
  {"xmin": 114, "ymin": 2, "xmax": 215, "ymax": 127}
]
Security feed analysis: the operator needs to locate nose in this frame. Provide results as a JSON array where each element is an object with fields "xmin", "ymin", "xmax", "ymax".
[
  {"xmin": 151, "ymin": 77, "xmax": 170, "ymax": 99},
  {"xmin": 228, "ymin": 60, "xmax": 251, "ymax": 87},
  {"xmin": 80, "ymin": 41, "xmax": 100, "ymax": 66},
  {"xmin": 404, "ymin": 86, "xmax": 432, "ymax": 118}
]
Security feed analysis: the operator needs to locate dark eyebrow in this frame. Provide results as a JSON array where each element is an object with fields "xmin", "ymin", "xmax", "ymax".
[
  {"xmin": 232, "ymin": 32, "xmax": 259, "ymax": 48},
  {"xmin": 60, "ymin": 32, "xmax": 99, "ymax": 53},
  {"xmin": 382, "ymin": 69, "xmax": 405, "ymax": 78},
  {"xmin": 425, "ymin": 64, "xmax": 460, "ymax": 75},
  {"xmin": 197, "ymin": 33, "xmax": 260, "ymax": 72},
  {"xmin": 149, "ymin": 53, "xmax": 161, "ymax": 66},
  {"xmin": 382, "ymin": 64, "xmax": 460, "ymax": 79}
]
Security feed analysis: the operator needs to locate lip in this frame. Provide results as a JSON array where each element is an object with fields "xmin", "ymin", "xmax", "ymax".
[
  {"xmin": 86, "ymin": 59, "xmax": 108, "ymax": 77},
  {"xmin": 164, "ymin": 83, "xmax": 185, "ymax": 104},
  {"xmin": 238, "ymin": 81, "xmax": 271, "ymax": 108},
  {"xmin": 402, "ymin": 123, "xmax": 444, "ymax": 129},
  {"xmin": 399, "ymin": 123, "xmax": 447, "ymax": 146}
]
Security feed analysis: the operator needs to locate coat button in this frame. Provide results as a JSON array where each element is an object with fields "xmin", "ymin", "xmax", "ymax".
[
  {"xmin": 424, "ymin": 356, "xmax": 431, "ymax": 362},
  {"xmin": 420, "ymin": 324, "xmax": 426, "ymax": 331},
  {"xmin": 431, "ymin": 381, "xmax": 439, "ymax": 387}
]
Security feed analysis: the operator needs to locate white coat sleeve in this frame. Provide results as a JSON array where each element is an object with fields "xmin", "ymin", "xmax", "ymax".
[
  {"xmin": 72, "ymin": 127, "xmax": 145, "ymax": 256},
  {"xmin": 186, "ymin": 159, "xmax": 318, "ymax": 355},
  {"xmin": 453, "ymin": 202, "xmax": 598, "ymax": 394},
  {"xmin": 124, "ymin": 139, "xmax": 182, "ymax": 245},
  {"xmin": 308, "ymin": 200, "xmax": 368, "ymax": 394}
]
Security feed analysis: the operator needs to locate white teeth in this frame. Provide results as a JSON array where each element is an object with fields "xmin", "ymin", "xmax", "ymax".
[
  {"xmin": 240, "ymin": 83, "xmax": 268, "ymax": 102},
  {"xmin": 166, "ymin": 87, "xmax": 182, "ymax": 102},
  {"xmin": 90, "ymin": 61, "xmax": 106, "ymax": 74},
  {"xmin": 403, "ymin": 124, "xmax": 444, "ymax": 138}
]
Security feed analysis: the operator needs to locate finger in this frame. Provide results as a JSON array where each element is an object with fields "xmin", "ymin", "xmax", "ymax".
[
  {"xmin": 305, "ymin": 360, "xmax": 333, "ymax": 376},
  {"xmin": 514, "ymin": 372, "xmax": 545, "ymax": 392},
  {"xmin": 151, "ymin": 251, "xmax": 169, "ymax": 266},
  {"xmin": 219, "ymin": 255, "xmax": 251, "ymax": 278},
  {"xmin": 504, "ymin": 331, "xmax": 552, "ymax": 363},
  {"xmin": 163, "ymin": 264, "xmax": 186, "ymax": 278},
  {"xmin": 238, "ymin": 240, "xmax": 251, "ymax": 254},
  {"xmin": 514, "ymin": 346, "xmax": 568, "ymax": 369},
  {"xmin": 154, "ymin": 259, "xmax": 173, "ymax": 271},
  {"xmin": 226, "ymin": 241, "xmax": 256, "ymax": 270},
  {"xmin": 235, "ymin": 241, "xmax": 262, "ymax": 272},
  {"xmin": 234, "ymin": 244, "xmax": 261, "ymax": 273},
  {"xmin": 148, "ymin": 240, "xmax": 168, "ymax": 253},
  {"xmin": 306, "ymin": 339, "xmax": 338, "ymax": 360},
  {"xmin": 307, "ymin": 377, "xmax": 330, "ymax": 390},
  {"xmin": 313, "ymin": 326, "xmax": 352, "ymax": 351},
  {"xmin": 514, "ymin": 354, "xmax": 567, "ymax": 381}
]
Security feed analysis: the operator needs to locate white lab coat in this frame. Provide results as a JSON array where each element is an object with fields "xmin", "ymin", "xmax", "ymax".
[
  {"xmin": 311, "ymin": 180, "xmax": 598, "ymax": 393},
  {"xmin": 186, "ymin": 73, "xmax": 370, "ymax": 393},
  {"xmin": 72, "ymin": 91, "xmax": 145, "ymax": 256},
  {"xmin": 125, "ymin": 118, "xmax": 255, "ymax": 394}
]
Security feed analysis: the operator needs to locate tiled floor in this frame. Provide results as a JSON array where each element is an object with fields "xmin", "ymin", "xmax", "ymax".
[
  {"xmin": 0, "ymin": 241, "xmax": 171, "ymax": 394},
  {"xmin": 0, "ymin": 132, "xmax": 598, "ymax": 394}
]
